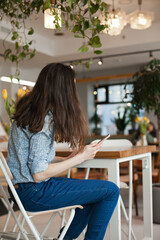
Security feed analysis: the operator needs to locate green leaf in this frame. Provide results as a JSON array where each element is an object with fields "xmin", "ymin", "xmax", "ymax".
[
  {"xmin": 11, "ymin": 31, "xmax": 18, "ymax": 40},
  {"xmin": 30, "ymin": 49, "xmax": 36, "ymax": 59},
  {"xmin": 84, "ymin": 20, "xmax": 89, "ymax": 30},
  {"xmin": 89, "ymin": 58, "xmax": 93, "ymax": 64},
  {"xmin": 42, "ymin": 0, "xmax": 51, "ymax": 10},
  {"xmin": 9, "ymin": 54, "xmax": 17, "ymax": 62},
  {"xmin": 72, "ymin": 24, "xmax": 81, "ymax": 33},
  {"xmin": 70, "ymin": 13, "xmax": 73, "ymax": 21},
  {"xmin": 78, "ymin": 45, "xmax": 89, "ymax": 53},
  {"xmin": 74, "ymin": 34, "xmax": 82, "ymax": 38},
  {"xmin": 28, "ymin": 27, "xmax": 34, "ymax": 35},
  {"xmin": 19, "ymin": 52, "xmax": 26, "ymax": 59},
  {"xmin": 94, "ymin": 50, "xmax": 102, "ymax": 54},
  {"xmin": 5, "ymin": 97, "xmax": 11, "ymax": 116},
  {"xmin": 88, "ymin": 36, "xmax": 102, "ymax": 48},
  {"xmin": 15, "ymin": 42, "xmax": 19, "ymax": 49},
  {"xmin": 28, "ymin": 41, "xmax": 33, "ymax": 45},
  {"xmin": 15, "ymin": 21, "xmax": 20, "ymax": 29},
  {"xmin": 23, "ymin": 44, "xmax": 29, "ymax": 51},
  {"xmin": 68, "ymin": 0, "xmax": 74, "ymax": 8},
  {"xmin": 15, "ymin": 68, "xmax": 20, "ymax": 77},
  {"xmin": 4, "ymin": 49, "xmax": 12, "ymax": 60},
  {"xmin": 9, "ymin": 75, "xmax": 13, "ymax": 81},
  {"xmin": 89, "ymin": 3, "xmax": 99, "ymax": 14},
  {"xmin": 66, "ymin": 6, "xmax": 71, "ymax": 12},
  {"xmin": 65, "ymin": 20, "xmax": 69, "ymax": 28},
  {"xmin": 85, "ymin": 62, "xmax": 90, "ymax": 69}
]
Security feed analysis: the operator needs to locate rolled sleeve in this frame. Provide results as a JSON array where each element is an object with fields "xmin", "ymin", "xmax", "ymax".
[{"xmin": 28, "ymin": 131, "xmax": 51, "ymax": 174}]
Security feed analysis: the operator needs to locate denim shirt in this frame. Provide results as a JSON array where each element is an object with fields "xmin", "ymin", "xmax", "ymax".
[{"xmin": 7, "ymin": 113, "xmax": 55, "ymax": 185}]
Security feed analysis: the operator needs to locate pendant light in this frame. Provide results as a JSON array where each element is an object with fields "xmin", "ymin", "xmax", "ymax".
[
  {"xmin": 44, "ymin": 0, "xmax": 61, "ymax": 29},
  {"xmin": 128, "ymin": 0, "xmax": 154, "ymax": 30},
  {"xmin": 99, "ymin": 0, "xmax": 127, "ymax": 36}
]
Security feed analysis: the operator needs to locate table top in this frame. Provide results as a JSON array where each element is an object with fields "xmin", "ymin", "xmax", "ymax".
[
  {"xmin": 0, "ymin": 142, "xmax": 156, "ymax": 159},
  {"xmin": 56, "ymin": 145, "xmax": 156, "ymax": 159}
]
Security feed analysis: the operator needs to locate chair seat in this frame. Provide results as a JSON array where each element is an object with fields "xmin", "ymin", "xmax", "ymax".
[{"xmin": 27, "ymin": 205, "xmax": 83, "ymax": 216}]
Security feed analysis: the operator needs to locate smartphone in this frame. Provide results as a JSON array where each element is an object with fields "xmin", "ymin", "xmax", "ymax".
[{"xmin": 97, "ymin": 134, "xmax": 110, "ymax": 144}]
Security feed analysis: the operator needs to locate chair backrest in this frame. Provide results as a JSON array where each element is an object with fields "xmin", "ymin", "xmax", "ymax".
[
  {"xmin": 0, "ymin": 152, "xmax": 35, "ymax": 221},
  {"xmin": 54, "ymin": 141, "xmax": 71, "ymax": 151},
  {"xmin": 92, "ymin": 139, "xmax": 133, "ymax": 150},
  {"xmin": 0, "ymin": 152, "xmax": 13, "ymax": 179}
]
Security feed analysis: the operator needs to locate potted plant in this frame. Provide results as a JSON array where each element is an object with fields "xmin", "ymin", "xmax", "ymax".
[
  {"xmin": 113, "ymin": 106, "xmax": 129, "ymax": 134},
  {"xmin": 90, "ymin": 112, "xmax": 102, "ymax": 135},
  {"xmin": 1, "ymin": 88, "xmax": 29, "ymax": 133},
  {"xmin": 127, "ymin": 59, "xmax": 160, "ymax": 146},
  {"xmin": 127, "ymin": 106, "xmax": 138, "ymax": 134}
]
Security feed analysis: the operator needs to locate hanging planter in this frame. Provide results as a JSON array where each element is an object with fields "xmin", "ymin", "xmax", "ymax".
[{"xmin": 0, "ymin": 0, "xmax": 109, "ymax": 78}]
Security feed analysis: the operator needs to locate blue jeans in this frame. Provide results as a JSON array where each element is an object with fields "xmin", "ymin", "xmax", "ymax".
[{"xmin": 10, "ymin": 177, "xmax": 119, "ymax": 240}]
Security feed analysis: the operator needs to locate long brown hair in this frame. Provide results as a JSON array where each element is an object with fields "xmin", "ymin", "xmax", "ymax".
[{"xmin": 13, "ymin": 63, "xmax": 90, "ymax": 147}]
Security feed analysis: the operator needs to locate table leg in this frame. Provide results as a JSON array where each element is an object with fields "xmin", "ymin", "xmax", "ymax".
[
  {"xmin": 128, "ymin": 160, "xmax": 133, "ymax": 240},
  {"xmin": 108, "ymin": 160, "xmax": 121, "ymax": 240},
  {"xmin": 142, "ymin": 153, "xmax": 153, "ymax": 240}
]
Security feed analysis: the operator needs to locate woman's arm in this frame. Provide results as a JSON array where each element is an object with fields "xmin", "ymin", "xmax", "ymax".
[
  {"xmin": 53, "ymin": 148, "xmax": 79, "ymax": 162},
  {"xmin": 32, "ymin": 142, "xmax": 102, "ymax": 182}
]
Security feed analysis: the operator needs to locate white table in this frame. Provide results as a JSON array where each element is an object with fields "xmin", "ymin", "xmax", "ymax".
[{"xmin": 57, "ymin": 145, "xmax": 156, "ymax": 240}]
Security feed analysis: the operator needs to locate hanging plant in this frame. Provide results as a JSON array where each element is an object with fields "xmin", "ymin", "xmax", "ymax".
[
  {"xmin": 0, "ymin": 0, "xmax": 43, "ymax": 79},
  {"xmin": 126, "ymin": 59, "xmax": 160, "ymax": 146},
  {"xmin": 0, "ymin": 0, "xmax": 109, "ymax": 77}
]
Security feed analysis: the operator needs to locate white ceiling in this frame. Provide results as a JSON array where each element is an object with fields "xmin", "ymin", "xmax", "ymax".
[{"xmin": 0, "ymin": 0, "xmax": 160, "ymax": 76}]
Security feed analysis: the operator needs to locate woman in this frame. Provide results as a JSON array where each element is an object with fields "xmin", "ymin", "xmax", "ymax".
[
  {"xmin": 146, "ymin": 122, "xmax": 158, "ymax": 145},
  {"xmin": 7, "ymin": 63, "xmax": 119, "ymax": 240}
]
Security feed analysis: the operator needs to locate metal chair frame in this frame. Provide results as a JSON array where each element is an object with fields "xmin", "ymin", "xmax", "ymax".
[{"xmin": 0, "ymin": 152, "xmax": 83, "ymax": 240}]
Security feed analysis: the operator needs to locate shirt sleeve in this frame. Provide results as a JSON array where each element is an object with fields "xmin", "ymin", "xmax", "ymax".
[{"xmin": 28, "ymin": 131, "xmax": 51, "ymax": 174}]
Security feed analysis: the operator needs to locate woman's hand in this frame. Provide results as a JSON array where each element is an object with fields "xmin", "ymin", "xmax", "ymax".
[{"xmin": 75, "ymin": 142, "xmax": 103, "ymax": 164}]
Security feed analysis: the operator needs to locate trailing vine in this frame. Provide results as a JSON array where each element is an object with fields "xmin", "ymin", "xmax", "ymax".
[{"xmin": 0, "ymin": 0, "xmax": 108, "ymax": 77}]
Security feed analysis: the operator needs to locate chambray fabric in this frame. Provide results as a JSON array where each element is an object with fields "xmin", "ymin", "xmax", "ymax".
[{"xmin": 7, "ymin": 113, "xmax": 55, "ymax": 185}]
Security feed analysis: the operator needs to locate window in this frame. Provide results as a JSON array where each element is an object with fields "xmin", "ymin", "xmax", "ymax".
[{"xmin": 94, "ymin": 83, "xmax": 135, "ymax": 135}]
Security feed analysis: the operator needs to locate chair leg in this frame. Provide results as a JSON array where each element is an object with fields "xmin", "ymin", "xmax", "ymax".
[
  {"xmin": 133, "ymin": 188, "xmax": 138, "ymax": 216},
  {"xmin": 58, "ymin": 209, "xmax": 76, "ymax": 240},
  {"xmin": 120, "ymin": 197, "xmax": 136, "ymax": 240}
]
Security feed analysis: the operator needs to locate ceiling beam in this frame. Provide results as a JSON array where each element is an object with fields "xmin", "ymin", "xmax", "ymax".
[{"xmin": 76, "ymin": 73, "xmax": 134, "ymax": 84}]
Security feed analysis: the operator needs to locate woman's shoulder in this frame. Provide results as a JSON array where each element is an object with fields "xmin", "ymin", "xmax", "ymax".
[{"xmin": 41, "ymin": 112, "xmax": 54, "ymax": 135}]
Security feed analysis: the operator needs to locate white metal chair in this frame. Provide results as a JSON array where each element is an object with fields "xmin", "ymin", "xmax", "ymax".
[{"xmin": 0, "ymin": 152, "xmax": 83, "ymax": 240}]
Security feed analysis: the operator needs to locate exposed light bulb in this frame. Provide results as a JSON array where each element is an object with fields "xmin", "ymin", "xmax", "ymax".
[
  {"xmin": 70, "ymin": 63, "xmax": 74, "ymax": 69},
  {"xmin": 149, "ymin": 51, "xmax": 153, "ymax": 60},
  {"xmin": 98, "ymin": 58, "xmax": 103, "ymax": 65}
]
